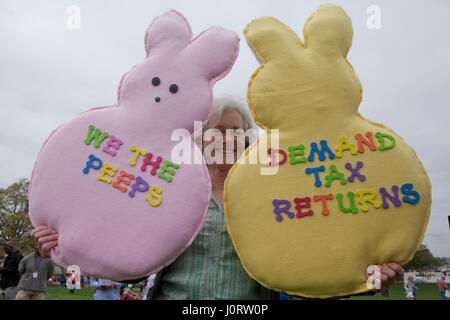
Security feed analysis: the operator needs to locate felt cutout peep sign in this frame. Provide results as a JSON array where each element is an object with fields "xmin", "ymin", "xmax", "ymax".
[
  {"xmin": 29, "ymin": 10, "xmax": 239, "ymax": 280},
  {"xmin": 224, "ymin": 4, "xmax": 431, "ymax": 298}
]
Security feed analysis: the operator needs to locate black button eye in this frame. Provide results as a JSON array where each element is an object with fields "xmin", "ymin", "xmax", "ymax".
[
  {"xmin": 169, "ymin": 84, "xmax": 178, "ymax": 94},
  {"xmin": 152, "ymin": 77, "xmax": 160, "ymax": 86}
]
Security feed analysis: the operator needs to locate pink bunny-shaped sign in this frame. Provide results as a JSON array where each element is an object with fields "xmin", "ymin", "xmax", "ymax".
[{"xmin": 29, "ymin": 10, "xmax": 240, "ymax": 280}]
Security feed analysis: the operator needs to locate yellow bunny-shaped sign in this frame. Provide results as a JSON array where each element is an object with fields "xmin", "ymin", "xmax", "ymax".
[{"xmin": 224, "ymin": 4, "xmax": 431, "ymax": 298}]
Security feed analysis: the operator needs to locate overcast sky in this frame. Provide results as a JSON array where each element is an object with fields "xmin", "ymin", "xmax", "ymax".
[{"xmin": 0, "ymin": 0, "xmax": 449, "ymax": 258}]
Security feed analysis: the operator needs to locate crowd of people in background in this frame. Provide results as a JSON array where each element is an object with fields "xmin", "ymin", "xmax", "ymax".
[
  {"xmin": 1, "ymin": 240, "xmax": 448, "ymax": 300},
  {"xmin": 0, "ymin": 241, "xmax": 154, "ymax": 300}
]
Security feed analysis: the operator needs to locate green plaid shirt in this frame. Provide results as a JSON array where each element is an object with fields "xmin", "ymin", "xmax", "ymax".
[{"xmin": 154, "ymin": 196, "xmax": 263, "ymax": 300}]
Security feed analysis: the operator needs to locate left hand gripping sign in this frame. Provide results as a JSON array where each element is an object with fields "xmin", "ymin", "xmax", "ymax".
[
  {"xmin": 224, "ymin": 4, "xmax": 430, "ymax": 298},
  {"xmin": 28, "ymin": 10, "xmax": 240, "ymax": 281}
]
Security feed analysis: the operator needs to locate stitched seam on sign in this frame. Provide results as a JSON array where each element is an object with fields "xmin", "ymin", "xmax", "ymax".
[
  {"xmin": 244, "ymin": 25, "xmax": 267, "ymax": 130},
  {"xmin": 144, "ymin": 10, "xmax": 194, "ymax": 58},
  {"xmin": 355, "ymin": 112, "xmax": 432, "ymax": 266},
  {"xmin": 29, "ymin": 103, "xmax": 115, "ymax": 232}
]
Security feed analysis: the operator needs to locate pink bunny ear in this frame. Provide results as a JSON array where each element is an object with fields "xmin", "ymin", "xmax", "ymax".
[
  {"xmin": 145, "ymin": 10, "xmax": 193, "ymax": 57},
  {"xmin": 185, "ymin": 27, "xmax": 240, "ymax": 82}
]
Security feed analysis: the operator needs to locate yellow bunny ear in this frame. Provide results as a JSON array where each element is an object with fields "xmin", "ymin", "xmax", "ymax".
[
  {"xmin": 303, "ymin": 4, "xmax": 353, "ymax": 57},
  {"xmin": 244, "ymin": 16, "xmax": 304, "ymax": 63}
]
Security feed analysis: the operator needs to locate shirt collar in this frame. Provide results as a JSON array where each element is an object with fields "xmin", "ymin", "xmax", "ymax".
[{"xmin": 209, "ymin": 194, "xmax": 222, "ymax": 210}]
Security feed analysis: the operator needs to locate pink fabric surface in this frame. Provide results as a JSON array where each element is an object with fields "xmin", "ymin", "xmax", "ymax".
[{"xmin": 29, "ymin": 10, "xmax": 240, "ymax": 280}]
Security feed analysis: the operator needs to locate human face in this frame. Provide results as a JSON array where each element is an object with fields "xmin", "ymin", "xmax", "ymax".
[{"xmin": 202, "ymin": 109, "xmax": 245, "ymax": 166}]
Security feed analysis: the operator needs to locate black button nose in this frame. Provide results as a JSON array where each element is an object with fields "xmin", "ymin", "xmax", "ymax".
[{"xmin": 155, "ymin": 97, "xmax": 161, "ymax": 102}]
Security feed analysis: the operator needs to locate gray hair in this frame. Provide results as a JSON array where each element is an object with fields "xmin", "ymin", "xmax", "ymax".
[
  {"xmin": 194, "ymin": 95, "xmax": 258, "ymax": 153},
  {"xmin": 206, "ymin": 95, "xmax": 257, "ymax": 132}
]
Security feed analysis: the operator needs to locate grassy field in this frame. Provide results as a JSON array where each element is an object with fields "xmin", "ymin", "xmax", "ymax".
[
  {"xmin": 44, "ymin": 283, "xmax": 446, "ymax": 300},
  {"xmin": 347, "ymin": 283, "xmax": 444, "ymax": 300},
  {"xmin": 45, "ymin": 286, "xmax": 96, "ymax": 300}
]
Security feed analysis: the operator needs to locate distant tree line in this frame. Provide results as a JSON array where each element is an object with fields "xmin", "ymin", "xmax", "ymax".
[
  {"xmin": 0, "ymin": 178, "xmax": 34, "ymax": 260},
  {"xmin": 403, "ymin": 244, "xmax": 447, "ymax": 271}
]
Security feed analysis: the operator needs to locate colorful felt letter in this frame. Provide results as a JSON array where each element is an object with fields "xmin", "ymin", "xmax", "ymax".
[
  {"xmin": 355, "ymin": 132, "xmax": 376, "ymax": 153},
  {"xmin": 375, "ymin": 132, "xmax": 396, "ymax": 151},
  {"xmin": 288, "ymin": 145, "xmax": 307, "ymax": 164},
  {"xmin": 294, "ymin": 197, "xmax": 314, "ymax": 218},
  {"xmin": 336, "ymin": 192, "xmax": 359, "ymax": 214},
  {"xmin": 335, "ymin": 136, "xmax": 357, "ymax": 158},
  {"xmin": 112, "ymin": 170, "xmax": 136, "ymax": 193},
  {"xmin": 128, "ymin": 176, "xmax": 150, "ymax": 198},
  {"xmin": 308, "ymin": 140, "xmax": 336, "ymax": 162},
  {"xmin": 146, "ymin": 186, "xmax": 162, "ymax": 207},
  {"xmin": 272, "ymin": 199, "xmax": 295, "ymax": 222},
  {"xmin": 157, "ymin": 160, "xmax": 180, "ymax": 182},
  {"xmin": 141, "ymin": 153, "xmax": 163, "ymax": 175},
  {"xmin": 401, "ymin": 183, "xmax": 420, "ymax": 204},
  {"xmin": 268, "ymin": 148, "xmax": 287, "ymax": 166},
  {"xmin": 379, "ymin": 185, "xmax": 401, "ymax": 209},
  {"xmin": 345, "ymin": 161, "xmax": 366, "ymax": 183},
  {"xmin": 306, "ymin": 166, "xmax": 326, "ymax": 187},
  {"xmin": 85, "ymin": 125, "xmax": 109, "ymax": 148},
  {"xmin": 356, "ymin": 189, "xmax": 381, "ymax": 212},
  {"xmin": 97, "ymin": 162, "xmax": 118, "ymax": 184},
  {"xmin": 325, "ymin": 165, "xmax": 347, "ymax": 187},
  {"xmin": 102, "ymin": 136, "xmax": 124, "ymax": 157},
  {"xmin": 83, "ymin": 154, "xmax": 103, "ymax": 174},
  {"xmin": 129, "ymin": 145, "xmax": 147, "ymax": 166},
  {"xmin": 313, "ymin": 194, "xmax": 334, "ymax": 215}
]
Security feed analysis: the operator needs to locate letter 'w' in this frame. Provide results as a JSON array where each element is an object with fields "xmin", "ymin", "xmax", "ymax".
[{"xmin": 85, "ymin": 125, "xmax": 109, "ymax": 148}]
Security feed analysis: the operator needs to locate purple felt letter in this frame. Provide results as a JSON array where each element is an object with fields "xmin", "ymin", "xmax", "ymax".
[
  {"xmin": 345, "ymin": 161, "xmax": 366, "ymax": 183},
  {"xmin": 128, "ymin": 176, "xmax": 150, "ymax": 198},
  {"xmin": 272, "ymin": 199, "xmax": 295, "ymax": 222}
]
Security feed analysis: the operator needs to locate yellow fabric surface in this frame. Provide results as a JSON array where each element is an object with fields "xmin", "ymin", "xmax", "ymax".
[{"xmin": 224, "ymin": 4, "xmax": 431, "ymax": 298}]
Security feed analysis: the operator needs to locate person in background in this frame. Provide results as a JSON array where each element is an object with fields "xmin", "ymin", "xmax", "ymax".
[
  {"xmin": 142, "ymin": 274, "xmax": 157, "ymax": 300},
  {"xmin": 404, "ymin": 275, "xmax": 418, "ymax": 300},
  {"xmin": 59, "ymin": 274, "xmax": 65, "ymax": 287},
  {"xmin": 15, "ymin": 243, "xmax": 54, "ymax": 300},
  {"xmin": 90, "ymin": 277, "xmax": 122, "ymax": 300},
  {"xmin": 437, "ymin": 276, "xmax": 447, "ymax": 300},
  {"xmin": 0, "ymin": 241, "xmax": 23, "ymax": 300},
  {"xmin": 83, "ymin": 276, "xmax": 89, "ymax": 288},
  {"xmin": 67, "ymin": 269, "xmax": 77, "ymax": 294},
  {"xmin": 279, "ymin": 292, "xmax": 293, "ymax": 300}
]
